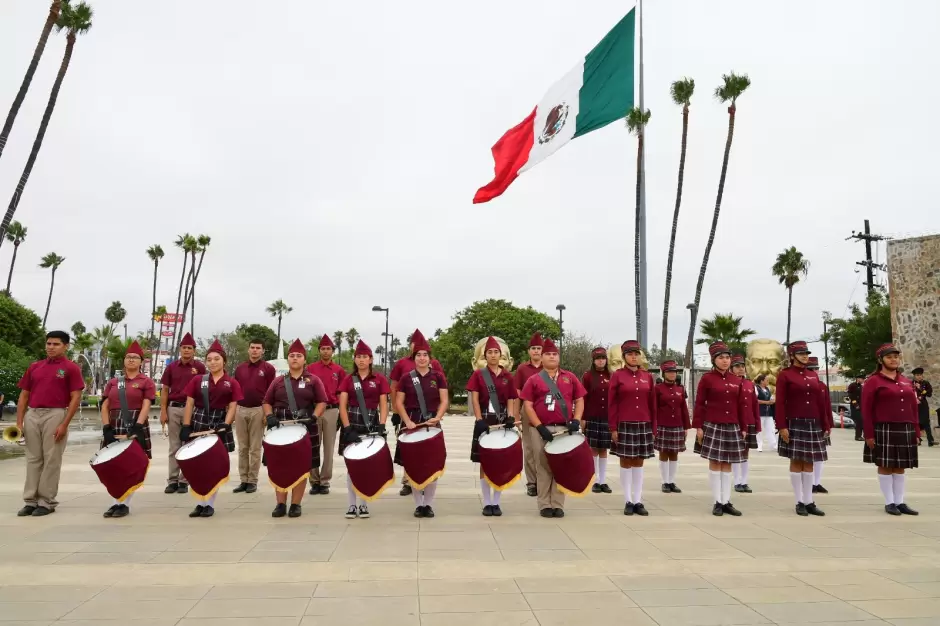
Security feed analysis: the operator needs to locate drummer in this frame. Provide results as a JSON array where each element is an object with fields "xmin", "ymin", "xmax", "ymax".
[
  {"xmin": 520, "ymin": 337, "xmax": 587, "ymax": 518},
  {"xmin": 99, "ymin": 341, "xmax": 155, "ymax": 518},
  {"xmin": 467, "ymin": 336, "xmax": 518, "ymax": 517},
  {"xmin": 731, "ymin": 354, "xmax": 760, "ymax": 494},
  {"xmin": 393, "ymin": 329, "xmax": 449, "ymax": 518},
  {"xmin": 581, "ymin": 347, "xmax": 612, "ymax": 494},
  {"xmin": 514, "ymin": 333, "xmax": 544, "ymax": 497},
  {"xmin": 262, "ymin": 339, "xmax": 328, "ymax": 519},
  {"xmin": 337, "ymin": 340, "xmax": 390, "ymax": 520},
  {"xmin": 180, "ymin": 340, "xmax": 243, "ymax": 518},
  {"xmin": 654, "ymin": 360, "xmax": 690, "ymax": 495}
]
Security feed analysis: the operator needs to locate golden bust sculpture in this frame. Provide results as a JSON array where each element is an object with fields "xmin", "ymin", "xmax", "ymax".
[
  {"xmin": 606, "ymin": 344, "xmax": 650, "ymax": 373},
  {"xmin": 746, "ymin": 338, "xmax": 785, "ymax": 393},
  {"xmin": 471, "ymin": 336, "xmax": 514, "ymax": 371}
]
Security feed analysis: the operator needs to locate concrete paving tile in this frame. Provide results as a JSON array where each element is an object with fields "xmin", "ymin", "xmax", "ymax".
[
  {"xmin": 419, "ymin": 579, "xmax": 520, "ymax": 595},
  {"xmin": 76, "ymin": 540, "xmax": 176, "ymax": 553},
  {"xmin": 611, "ymin": 574, "xmax": 714, "ymax": 590},
  {"xmin": 59, "ymin": 621, "xmax": 181, "ymax": 626},
  {"xmin": 55, "ymin": 551, "xmax": 159, "ymax": 564},
  {"xmin": 305, "ymin": 596, "xmax": 418, "ymax": 615},
  {"xmin": 179, "ymin": 619, "xmax": 301, "ymax": 626},
  {"xmin": 501, "ymin": 549, "xmax": 587, "ymax": 561},
  {"xmin": 902, "ymin": 582, "xmax": 940, "ymax": 596},
  {"xmin": 0, "ymin": 585, "xmax": 104, "ymax": 602},
  {"xmin": 313, "ymin": 580, "xmax": 416, "ymax": 597},
  {"xmin": 533, "ymin": 607, "xmax": 658, "ymax": 626},
  {"xmin": 417, "ymin": 611, "xmax": 536, "ymax": 626},
  {"xmin": 0, "ymin": 601, "xmax": 83, "ymax": 621},
  {"xmin": 6, "ymin": 541, "xmax": 89, "ymax": 553},
  {"xmin": 206, "ymin": 582, "xmax": 317, "ymax": 599},
  {"xmin": 98, "ymin": 584, "xmax": 211, "ymax": 600},
  {"xmin": 889, "ymin": 619, "xmax": 940, "ymax": 626},
  {"xmin": 626, "ymin": 588, "xmax": 739, "ymax": 607},
  {"xmin": 239, "ymin": 550, "xmax": 332, "ymax": 563},
  {"xmin": 701, "ymin": 573, "xmax": 804, "ymax": 588},
  {"xmin": 149, "ymin": 550, "xmax": 247, "ymax": 563},
  {"xmin": 187, "ymin": 598, "xmax": 310, "ymax": 618},
  {"xmin": 523, "ymin": 591, "xmax": 636, "ymax": 610},
  {"xmin": 515, "ymin": 576, "xmax": 618, "ymax": 593},
  {"xmin": 791, "ymin": 571, "xmax": 893, "ymax": 586},
  {"xmin": 643, "ymin": 605, "xmax": 769, "ymax": 625},
  {"xmin": 723, "ymin": 538, "xmax": 827, "ymax": 559},
  {"xmin": 62, "ymin": 598, "xmax": 198, "ymax": 620},
  {"xmin": 418, "ymin": 549, "xmax": 503, "ymax": 561},
  {"xmin": 849, "ymin": 599, "xmax": 940, "ymax": 619},
  {"xmin": 749, "ymin": 601, "xmax": 880, "ymax": 623},
  {"xmin": 822, "ymin": 583, "xmax": 925, "ymax": 601},
  {"xmin": 419, "ymin": 593, "xmax": 529, "ymax": 613},
  {"xmin": 872, "ymin": 569, "xmax": 940, "ymax": 584},
  {"xmin": 418, "ymin": 531, "xmax": 498, "ymax": 551},
  {"xmin": 723, "ymin": 586, "xmax": 837, "ymax": 604}
]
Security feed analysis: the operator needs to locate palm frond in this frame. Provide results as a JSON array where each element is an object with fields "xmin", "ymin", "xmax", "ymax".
[
  {"xmin": 714, "ymin": 72, "xmax": 751, "ymax": 104},
  {"xmin": 625, "ymin": 107, "xmax": 652, "ymax": 134},
  {"xmin": 670, "ymin": 78, "xmax": 695, "ymax": 106}
]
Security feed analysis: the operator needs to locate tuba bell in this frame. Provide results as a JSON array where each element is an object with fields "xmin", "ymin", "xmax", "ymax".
[{"xmin": 2, "ymin": 424, "xmax": 24, "ymax": 444}]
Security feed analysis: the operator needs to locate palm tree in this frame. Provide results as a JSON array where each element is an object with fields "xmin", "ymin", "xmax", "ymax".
[
  {"xmin": 39, "ymin": 252, "xmax": 65, "ymax": 326},
  {"xmin": 626, "ymin": 106, "xmax": 651, "ymax": 341},
  {"xmin": 661, "ymin": 78, "xmax": 695, "ymax": 352},
  {"xmin": 683, "ymin": 72, "xmax": 751, "ymax": 368},
  {"xmin": 0, "ymin": 1, "xmax": 93, "ymax": 249},
  {"xmin": 171, "ymin": 233, "xmax": 191, "ymax": 348},
  {"xmin": 104, "ymin": 300, "xmax": 126, "ymax": 336},
  {"xmin": 70, "ymin": 321, "xmax": 86, "ymax": 338},
  {"xmin": 172, "ymin": 234, "xmax": 198, "ymax": 351},
  {"xmin": 772, "ymin": 246, "xmax": 810, "ymax": 344},
  {"xmin": 332, "ymin": 330, "xmax": 344, "ymax": 358},
  {"xmin": 0, "ymin": 2, "xmax": 62, "ymax": 164},
  {"xmin": 146, "ymin": 244, "xmax": 164, "ymax": 359},
  {"xmin": 266, "ymin": 300, "xmax": 293, "ymax": 346},
  {"xmin": 4, "ymin": 221, "xmax": 27, "ymax": 294},
  {"xmin": 695, "ymin": 313, "xmax": 756, "ymax": 356},
  {"xmin": 345, "ymin": 328, "xmax": 360, "ymax": 353},
  {"xmin": 184, "ymin": 234, "xmax": 210, "ymax": 336}
]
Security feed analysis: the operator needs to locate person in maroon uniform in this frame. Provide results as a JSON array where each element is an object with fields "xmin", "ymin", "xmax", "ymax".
[
  {"xmin": 608, "ymin": 340, "xmax": 657, "ymax": 516},
  {"xmin": 514, "ymin": 332, "xmax": 545, "ymax": 497},
  {"xmin": 806, "ymin": 356, "xmax": 831, "ymax": 494},
  {"xmin": 180, "ymin": 340, "xmax": 243, "ymax": 518},
  {"xmin": 159, "ymin": 332, "xmax": 206, "ymax": 495},
  {"xmin": 862, "ymin": 343, "xmax": 920, "ymax": 516},
  {"xmin": 521, "ymin": 338, "xmax": 586, "ymax": 518},
  {"xmin": 654, "ymin": 360, "xmax": 690, "ymax": 494},
  {"xmin": 306, "ymin": 334, "xmax": 347, "ymax": 495},
  {"xmin": 394, "ymin": 330, "xmax": 449, "ymax": 517},
  {"xmin": 467, "ymin": 336, "xmax": 518, "ymax": 516},
  {"xmin": 16, "ymin": 331, "xmax": 85, "ymax": 517},
  {"xmin": 731, "ymin": 354, "xmax": 760, "ymax": 494},
  {"xmin": 693, "ymin": 342, "xmax": 747, "ymax": 517},
  {"xmin": 263, "ymin": 339, "xmax": 328, "ymax": 518},
  {"xmin": 100, "ymin": 341, "xmax": 155, "ymax": 518},
  {"xmin": 338, "ymin": 340, "xmax": 390, "ymax": 520},
  {"xmin": 775, "ymin": 341, "xmax": 830, "ymax": 517},
  {"xmin": 231, "ymin": 338, "xmax": 277, "ymax": 494},
  {"xmin": 581, "ymin": 347, "xmax": 612, "ymax": 494}
]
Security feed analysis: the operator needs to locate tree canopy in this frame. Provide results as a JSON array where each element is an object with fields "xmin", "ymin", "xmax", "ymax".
[
  {"xmin": 234, "ymin": 323, "xmax": 280, "ymax": 360},
  {"xmin": 825, "ymin": 290, "xmax": 892, "ymax": 378},
  {"xmin": 0, "ymin": 339, "xmax": 32, "ymax": 402},
  {"xmin": 695, "ymin": 312, "xmax": 755, "ymax": 356},
  {"xmin": 0, "ymin": 293, "xmax": 45, "ymax": 357}
]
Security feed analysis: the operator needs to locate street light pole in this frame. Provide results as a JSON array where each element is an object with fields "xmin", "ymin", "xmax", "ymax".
[
  {"xmin": 686, "ymin": 303, "xmax": 698, "ymax": 407},
  {"xmin": 372, "ymin": 306, "xmax": 390, "ymax": 374},
  {"xmin": 822, "ymin": 317, "xmax": 831, "ymax": 390},
  {"xmin": 555, "ymin": 304, "xmax": 566, "ymax": 357}
]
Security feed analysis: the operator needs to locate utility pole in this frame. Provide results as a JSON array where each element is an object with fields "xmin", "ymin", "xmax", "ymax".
[{"xmin": 846, "ymin": 219, "xmax": 888, "ymax": 294}]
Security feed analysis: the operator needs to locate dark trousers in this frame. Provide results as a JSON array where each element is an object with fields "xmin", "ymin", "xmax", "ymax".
[
  {"xmin": 919, "ymin": 412, "xmax": 934, "ymax": 444},
  {"xmin": 852, "ymin": 409, "xmax": 863, "ymax": 439}
]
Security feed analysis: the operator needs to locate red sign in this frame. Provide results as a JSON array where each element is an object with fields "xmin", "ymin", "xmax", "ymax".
[
  {"xmin": 161, "ymin": 313, "xmax": 185, "ymax": 323},
  {"xmin": 162, "ymin": 331, "xmax": 175, "ymax": 337}
]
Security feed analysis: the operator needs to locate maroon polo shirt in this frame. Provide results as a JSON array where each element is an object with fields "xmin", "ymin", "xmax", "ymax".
[
  {"xmin": 861, "ymin": 370, "xmax": 918, "ymax": 439},
  {"xmin": 103, "ymin": 374, "xmax": 156, "ymax": 411},
  {"xmin": 692, "ymin": 369, "xmax": 747, "ymax": 428},
  {"xmin": 183, "ymin": 372, "xmax": 244, "ymax": 410},
  {"xmin": 520, "ymin": 369, "xmax": 586, "ymax": 426},
  {"xmin": 390, "ymin": 356, "xmax": 444, "ymax": 384},
  {"xmin": 233, "ymin": 359, "xmax": 277, "ymax": 408},
  {"xmin": 513, "ymin": 361, "xmax": 543, "ymax": 392},
  {"xmin": 18, "ymin": 357, "xmax": 85, "ymax": 409},
  {"xmin": 466, "ymin": 367, "xmax": 517, "ymax": 413},
  {"xmin": 581, "ymin": 369, "xmax": 610, "ymax": 421},
  {"xmin": 608, "ymin": 367, "xmax": 657, "ymax": 433},
  {"xmin": 306, "ymin": 360, "xmax": 347, "ymax": 404},
  {"xmin": 655, "ymin": 381, "xmax": 691, "ymax": 429},
  {"xmin": 263, "ymin": 373, "xmax": 328, "ymax": 412},
  {"xmin": 774, "ymin": 366, "xmax": 830, "ymax": 429},
  {"xmin": 161, "ymin": 358, "xmax": 207, "ymax": 403},
  {"xmin": 339, "ymin": 371, "xmax": 390, "ymax": 410},
  {"xmin": 739, "ymin": 378, "xmax": 761, "ymax": 431},
  {"xmin": 398, "ymin": 369, "xmax": 448, "ymax": 413}
]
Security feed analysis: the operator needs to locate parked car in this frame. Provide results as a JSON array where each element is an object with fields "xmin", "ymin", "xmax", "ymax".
[{"xmin": 831, "ymin": 409, "xmax": 854, "ymax": 428}]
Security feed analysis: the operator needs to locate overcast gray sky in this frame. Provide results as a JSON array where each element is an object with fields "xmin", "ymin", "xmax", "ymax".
[{"xmin": 1, "ymin": 0, "xmax": 938, "ymax": 359}]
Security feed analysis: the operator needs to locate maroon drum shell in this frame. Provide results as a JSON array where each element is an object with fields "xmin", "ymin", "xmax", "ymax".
[
  {"xmin": 398, "ymin": 427, "xmax": 447, "ymax": 490},
  {"xmin": 262, "ymin": 428, "xmax": 313, "ymax": 492},
  {"xmin": 91, "ymin": 440, "xmax": 150, "ymax": 502},
  {"xmin": 344, "ymin": 436, "xmax": 395, "ymax": 501},
  {"xmin": 479, "ymin": 434, "xmax": 523, "ymax": 490},
  {"xmin": 176, "ymin": 435, "xmax": 231, "ymax": 499},
  {"xmin": 545, "ymin": 435, "xmax": 596, "ymax": 497}
]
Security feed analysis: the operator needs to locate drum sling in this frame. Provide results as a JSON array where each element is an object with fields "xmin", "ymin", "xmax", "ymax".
[
  {"xmin": 117, "ymin": 377, "xmax": 131, "ymax": 425},
  {"xmin": 283, "ymin": 375, "xmax": 312, "ymax": 419},
  {"xmin": 352, "ymin": 375, "xmax": 373, "ymax": 430},
  {"xmin": 479, "ymin": 367, "xmax": 503, "ymax": 416},
  {"xmin": 409, "ymin": 370, "xmax": 430, "ymax": 421},
  {"xmin": 201, "ymin": 374, "xmax": 212, "ymax": 417},
  {"xmin": 539, "ymin": 370, "xmax": 570, "ymax": 421}
]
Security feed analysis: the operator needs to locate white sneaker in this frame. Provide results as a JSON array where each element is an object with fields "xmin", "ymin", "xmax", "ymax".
[
  {"xmin": 345, "ymin": 506, "xmax": 358, "ymax": 519},
  {"xmin": 358, "ymin": 504, "xmax": 370, "ymax": 519}
]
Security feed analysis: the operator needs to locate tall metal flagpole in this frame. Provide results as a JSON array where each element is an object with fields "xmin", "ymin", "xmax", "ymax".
[{"xmin": 637, "ymin": 0, "xmax": 649, "ymax": 349}]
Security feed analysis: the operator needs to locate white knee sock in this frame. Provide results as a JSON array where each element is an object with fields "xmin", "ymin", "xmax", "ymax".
[
  {"xmin": 878, "ymin": 474, "xmax": 894, "ymax": 505},
  {"xmin": 720, "ymin": 471, "xmax": 732, "ymax": 504},
  {"xmin": 411, "ymin": 487, "xmax": 424, "ymax": 507},
  {"xmin": 593, "ymin": 455, "xmax": 600, "ymax": 480},
  {"xmin": 620, "ymin": 467, "xmax": 633, "ymax": 503},
  {"xmin": 790, "ymin": 472, "xmax": 803, "ymax": 504},
  {"xmin": 597, "ymin": 456, "xmax": 607, "ymax": 484},
  {"xmin": 346, "ymin": 476, "xmax": 358, "ymax": 507},
  {"xmin": 480, "ymin": 479, "xmax": 492, "ymax": 506},
  {"xmin": 492, "ymin": 488, "xmax": 501, "ymax": 505},
  {"xmin": 659, "ymin": 460, "xmax": 669, "ymax": 484},
  {"xmin": 632, "ymin": 467, "xmax": 644, "ymax": 504},
  {"xmin": 731, "ymin": 463, "xmax": 741, "ymax": 485},
  {"xmin": 801, "ymin": 471, "xmax": 814, "ymax": 505},
  {"xmin": 813, "ymin": 461, "xmax": 823, "ymax": 486},
  {"xmin": 891, "ymin": 473, "xmax": 905, "ymax": 505},
  {"xmin": 740, "ymin": 461, "xmax": 749, "ymax": 485},
  {"xmin": 423, "ymin": 482, "xmax": 438, "ymax": 506},
  {"xmin": 205, "ymin": 493, "xmax": 218, "ymax": 507},
  {"xmin": 668, "ymin": 460, "xmax": 678, "ymax": 484},
  {"xmin": 708, "ymin": 470, "xmax": 722, "ymax": 503}
]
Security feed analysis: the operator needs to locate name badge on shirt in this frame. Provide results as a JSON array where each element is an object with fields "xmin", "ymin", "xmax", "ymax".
[
  {"xmin": 488, "ymin": 400, "xmax": 497, "ymax": 413},
  {"xmin": 545, "ymin": 394, "xmax": 555, "ymax": 412},
  {"xmin": 298, "ymin": 381, "xmax": 306, "ymax": 389}
]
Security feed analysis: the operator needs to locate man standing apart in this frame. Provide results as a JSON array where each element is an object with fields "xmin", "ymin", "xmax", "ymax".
[
  {"xmin": 514, "ymin": 333, "xmax": 544, "ymax": 497},
  {"xmin": 912, "ymin": 368, "xmax": 934, "ymax": 447},
  {"xmin": 848, "ymin": 375, "xmax": 865, "ymax": 441},
  {"xmin": 307, "ymin": 334, "xmax": 347, "ymax": 495},
  {"xmin": 16, "ymin": 331, "xmax": 85, "ymax": 516},
  {"xmin": 232, "ymin": 339, "xmax": 277, "ymax": 493},
  {"xmin": 159, "ymin": 332, "xmax": 206, "ymax": 494}
]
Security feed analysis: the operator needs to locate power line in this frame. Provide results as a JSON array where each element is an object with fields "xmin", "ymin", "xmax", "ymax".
[{"xmin": 845, "ymin": 219, "xmax": 889, "ymax": 295}]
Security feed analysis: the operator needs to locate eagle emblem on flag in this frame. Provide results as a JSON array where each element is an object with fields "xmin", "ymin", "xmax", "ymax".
[{"xmin": 538, "ymin": 103, "xmax": 569, "ymax": 144}]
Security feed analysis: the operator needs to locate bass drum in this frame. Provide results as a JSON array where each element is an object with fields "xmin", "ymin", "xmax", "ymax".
[
  {"xmin": 397, "ymin": 426, "xmax": 446, "ymax": 490},
  {"xmin": 90, "ymin": 439, "xmax": 149, "ymax": 502},
  {"xmin": 478, "ymin": 428, "xmax": 522, "ymax": 491},
  {"xmin": 544, "ymin": 432, "xmax": 595, "ymax": 496},
  {"xmin": 343, "ymin": 434, "xmax": 395, "ymax": 500},
  {"xmin": 176, "ymin": 434, "xmax": 231, "ymax": 501},
  {"xmin": 262, "ymin": 424, "xmax": 312, "ymax": 492}
]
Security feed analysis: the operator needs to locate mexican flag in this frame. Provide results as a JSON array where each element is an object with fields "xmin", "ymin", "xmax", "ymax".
[{"xmin": 474, "ymin": 10, "xmax": 636, "ymax": 204}]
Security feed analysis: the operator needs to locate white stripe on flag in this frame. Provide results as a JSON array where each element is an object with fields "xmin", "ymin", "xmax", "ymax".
[{"xmin": 519, "ymin": 60, "xmax": 583, "ymax": 174}]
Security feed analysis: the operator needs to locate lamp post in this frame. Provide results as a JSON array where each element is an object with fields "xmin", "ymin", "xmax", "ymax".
[
  {"xmin": 686, "ymin": 303, "xmax": 698, "ymax": 407},
  {"xmin": 822, "ymin": 317, "xmax": 831, "ymax": 390},
  {"xmin": 383, "ymin": 332, "xmax": 395, "ymax": 372},
  {"xmin": 555, "ymin": 304, "xmax": 566, "ymax": 356},
  {"xmin": 372, "ymin": 305, "xmax": 389, "ymax": 373}
]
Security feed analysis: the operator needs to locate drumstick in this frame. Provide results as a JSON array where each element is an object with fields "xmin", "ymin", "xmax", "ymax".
[
  {"xmin": 278, "ymin": 418, "xmax": 312, "ymax": 425},
  {"xmin": 189, "ymin": 428, "xmax": 227, "ymax": 438}
]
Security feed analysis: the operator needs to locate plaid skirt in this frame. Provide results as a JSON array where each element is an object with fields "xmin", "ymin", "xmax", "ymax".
[
  {"xmin": 778, "ymin": 418, "xmax": 828, "ymax": 463},
  {"xmin": 269, "ymin": 408, "xmax": 320, "ymax": 469},
  {"xmin": 654, "ymin": 425, "xmax": 687, "ymax": 453},
  {"xmin": 611, "ymin": 421, "xmax": 655, "ymax": 459},
  {"xmin": 192, "ymin": 407, "xmax": 235, "ymax": 453},
  {"xmin": 697, "ymin": 422, "xmax": 746, "ymax": 464},
  {"xmin": 584, "ymin": 417, "xmax": 612, "ymax": 450},
  {"xmin": 470, "ymin": 410, "xmax": 507, "ymax": 462},
  {"xmin": 338, "ymin": 406, "xmax": 381, "ymax": 455},
  {"xmin": 863, "ymin": 422, "xmax": 918, "ymax": 469},
  {"xmin": 104, "ymin": 409, "xmax": 152, "ymax": 459},
  {"xmin": 394, "ymin": 409, "xmax": 430, "ymax": 466},
  {"xmin": 744, "ymin": 424, "xmax": 759, "ymax": 449}
]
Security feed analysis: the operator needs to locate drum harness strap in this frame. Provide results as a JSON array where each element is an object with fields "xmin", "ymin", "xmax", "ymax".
[
  {"xmin": 200, "ymin": 374, "xmax": 212, "ymax": 415},
  {"xmin": 539, "ymin": 370, "xmax": 569, "ymax": 424},
  {"xmin": 352, "ymin": 374, "xmax": 373, "ymax": 430},
  {"xmin": 282, "ymin": 374, "xmax": 301, "ymax": 417},
  {"xmin": 408, "ymin": 370, "xmax": 430, "ymax": 421},
  {"xmin": 117, "ymin": 375, "xmax": 131, "ymax": 425},
  {"xmin": 479, "ymin": 367, "xmax": 503, "ymax": 416}
]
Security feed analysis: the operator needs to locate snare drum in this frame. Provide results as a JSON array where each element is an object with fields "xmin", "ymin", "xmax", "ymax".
[
  {"xmin": 478, "ymin": 429, "xmax": 523, "ymax": 491},
  {"xmin": 262, "ymin": 424, "xmax": 312, "ymax": 492},
  {"xmin": 544, "ymin": 432, "xmax": 595, "ymax": 497},
  {"xmin": 397, "ymin": 426, "xmax": 446, "ymax": 490},
  {"xmin": 344, "ymin": 434, "xmax": 395, "ymax": 500},
  {"xmin": 90, "ymin": 439, "xmax": 150, "ymax": 502},
  {"xmin": 175, "ymin": 434, "xmax": 231, "ymax": 501}
]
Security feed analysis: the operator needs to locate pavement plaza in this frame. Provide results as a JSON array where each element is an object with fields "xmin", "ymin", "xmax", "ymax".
[{"xmin": 0, "ymin": 416, "xmax": 938, "ymax": 626}]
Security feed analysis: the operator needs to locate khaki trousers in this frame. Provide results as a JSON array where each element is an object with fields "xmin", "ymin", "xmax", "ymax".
[
  {"xmin": 235, "ymin": 406, "xmax": 265, "ymax": 484},
  {"xmin": 536, "ymin": 425, "xmax": 568, "ymax": 511},
  {"xmin": 166, "ymin": 405, "xmax": 187, "ymax": 485},
  {"xmin": 522, "ymin": 418, "xmax": 538, "ymax": 487},
  {"xmin": 22, "ymin": 408, "xmax": 68, "ymax": 510},
  {"xmin": 310, "ymin": 407, "xmax": 338, "ymax": 486}
]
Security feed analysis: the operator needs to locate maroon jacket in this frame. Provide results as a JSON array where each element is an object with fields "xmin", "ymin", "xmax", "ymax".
[
  {"xmin": 580, "ymin": 369, "xmax": 610, "ymax": 421},
  {"xmin": 655, "ymin": 381, "xmax": 691, "ymax": 429},
  {"xmin": 693, "ymin": 369, "xmax": 747, "ymax": 429}
]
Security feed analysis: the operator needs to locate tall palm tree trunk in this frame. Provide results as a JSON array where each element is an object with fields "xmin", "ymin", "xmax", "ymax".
[
  {"xmin": 186, "ymin": 249, "xmax": 206, "ymax": 336},
  {"xmin": 149, "ymin": 259, "xmax": 158, "ymax": 370},
  {"xmin": 172, "ymin": 253, "xmax": 188, "ymax": 351},
  {"xmin": 684, "ymin": 106, "xmax": 738, "ymax": 368},
  {"xmin": 785, "ymin": 286, "xmax": 793, "ymax": 344},
  {"xmin": 0, "ymin": 30, "xmax": 75, "ymax": 249},
  {"xmin": 276, "ymin": 314, "xmax": 282, "ymax": 345},
  {"xmin": 174, "ymin": 258, "xmax": 195, "ymax": 352},
  {"xmin": 5, "ymin": 242, "xmax": 20, "ymax": 293},
  {"xmin": 0, "ymin": 2, "xmax": 61, "ymax": 164},
  {"xmin": 42, "ymin": 267, "xmax": 57, "ymax": 327},
  {"xmin": 661, "ymin": 104, "xmax": 689, "ymax": 351},
  {"xmin": 634, "ymin": 133, "xmax": 643, "ymax": 341}
]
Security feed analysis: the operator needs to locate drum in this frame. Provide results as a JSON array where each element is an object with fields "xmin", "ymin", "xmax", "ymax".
[
  {"xmin": 478, "ymin": 428, "xmax": 523, "ymax": 491},
  {"xmin": 397, "ymin": 426, "xmax": 446, "ymax": 490},
  {"xmin": 544, "ymin": 432, "xmax": 595, "ymax": 496},
  {"xmin": 175, "ymin": 434, "xmax": 231, "ymax": 501},
  {"xmin": 90, "ymin": 439, "xmax": 149, "ymax": 502},
  {"xmin": 344, "ymin": 434, "xmax": 395, "ymax": 500},
  {"xmin": 262, "ymin": 424, "xmax": 312, "ymax": 492}
]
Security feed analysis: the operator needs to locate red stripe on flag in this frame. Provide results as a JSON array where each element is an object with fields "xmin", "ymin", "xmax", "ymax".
[{"xmin": 473, "ymin": 108, "xmax": 536, "ymax": 204}]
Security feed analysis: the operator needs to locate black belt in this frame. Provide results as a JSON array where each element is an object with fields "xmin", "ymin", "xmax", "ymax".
[
  {"xmin": 326, "ymin": 404, "xmax": 339, "ymax": 409},
  {"xmin": 168, "ymin": 401, "xmax": 186, "ymax": 408},
  {"xmin": 238, "ymin": 404, "xmax": 262, "ymax": 409}
]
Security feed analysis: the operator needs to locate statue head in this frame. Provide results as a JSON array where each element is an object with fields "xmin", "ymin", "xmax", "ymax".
[
  {"xmin": 746, "ymin": 339, "xmax": 785, "ymax": 393},
  {"xmin": 472, "ymin": 336, "xmax": 514, "ymax": 371},
  {"xmin": 607, "ymin": 344, "xmax": 650, "ymax": 374}
]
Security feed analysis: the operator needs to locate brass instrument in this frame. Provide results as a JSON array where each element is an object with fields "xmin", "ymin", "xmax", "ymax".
[{"xmin": 2, "ymin": 424, "xmax": 24, "ymax": 445}]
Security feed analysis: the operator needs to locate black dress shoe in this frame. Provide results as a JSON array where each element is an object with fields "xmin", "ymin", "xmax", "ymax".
[
  {"xmin": 233, "ymin": 482, "xmax": 249, "ymax": 493},
  {"xmin": 491, "ymin": 505, "xmax": 502, "ymax": 517},
  {"xmin": 112, "ymin": 504, "xmax": 129, "ymax": 518},
  {"xmin": 288, "ymin": 504, "xmax": 302, "ymax": 518},
  {"xmin": 712, "ymin": 502, "xmax": 724, "ymax": 516},
  {"xmin": 164, "ymin": 483, "xmax": 178, "ymax": 494},
  {"xmin": 17, "ymin": 505, "xmax": 37, "ymax": 517},
  {"xmin": 526, "ymin": 485, "xmax": 538, "ymax": 497},
  {"xmin": 482, "ymin": 505, "xmax": 494, "ymax": 517},
  {"xmin": 795, "ymin": 503, "xmax": 808, "ymax": 517},
  {"xmin": 734, "ymin": 484, "xmax": 745, "ymax": 493},
  {"xmin": 176, "ymin": 484, "xmax": 189, "ymax": 494},
  {"xmin": 662, "ymin": 484, "xmax": 672, "ymax": 493},
  {"xmin": 309, "ymin": 484, "xmax": 320, "ymax": 495},
  {"xmin": 245, "ymin": 484, "xmax": 257, "ymax": 494},
  {"xmin": 400, "ymin": 484, "xmax": 413, "ymax": 496},
  {"xmin": 897, "ymin": 503, "xmax": 919, "ymax": 515},
  {"xmin": 722, "ymin": 502, "xmax": 742, "ymax": 517},
  {"xmin": 592, "ymin": 484, "xmax": 603, "ymax": 493},
  {"xmin": 738, "ymin": 484, "xmax": 753, "ymax": 493},
  {"xmin": 552, "ymin": 508, "xmax": 564, "ymax": 518},
  {"xmin": 600, "ymin": 483, "xmax": 612, "ymax": 494},
  {"xmin": 633, "ymin": 503, "xmax": 649, "ymax": 516},
  {"xmin": 624, "ymin": 502, "xmax": 634, "ymax": 516},
  {"xmin": 414, "ymin": 507, "xmax": 424, "ymax": 518},
  {"xmin": 540, "ymin": 508, "xmax": 554, "ymax": 518},
  {"xmin": 103, "ymin": 504, "xmax": 119, "ymax": 518},
  {"xmin": 31, "ymin": 506, "xmax": 53, "ymax": 516},
  {"xmin": 669, "ymin": 483, "xmax": 682, "ymax": 494},
  {"xmin": 813, "ymin": 484, "xmax": 829, "ymax": 494},
  {"xmin": 189, "ymin": 505, "xmax": 204, "ymax": 518},
  {"xmin": 200, "ymin": 505, "xmax": 215, "ymax": 517},
  {"xmin": 885, "ymin": 504, "xmax": 902, "ymax": 516},
  {"xmin": 271, "ymin": 503, "xmax": 287, "ymax": 518},
  {"xmin": 423, "ymin": 505, "xmax": 435, "ymax": 518},
  {"xmin": 805, "ymin": 503, "xmax": 825, "ymax": 516},
  {"xmin": 318, "ymin": 485, "xmax": 330, "ymax": 495}
]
